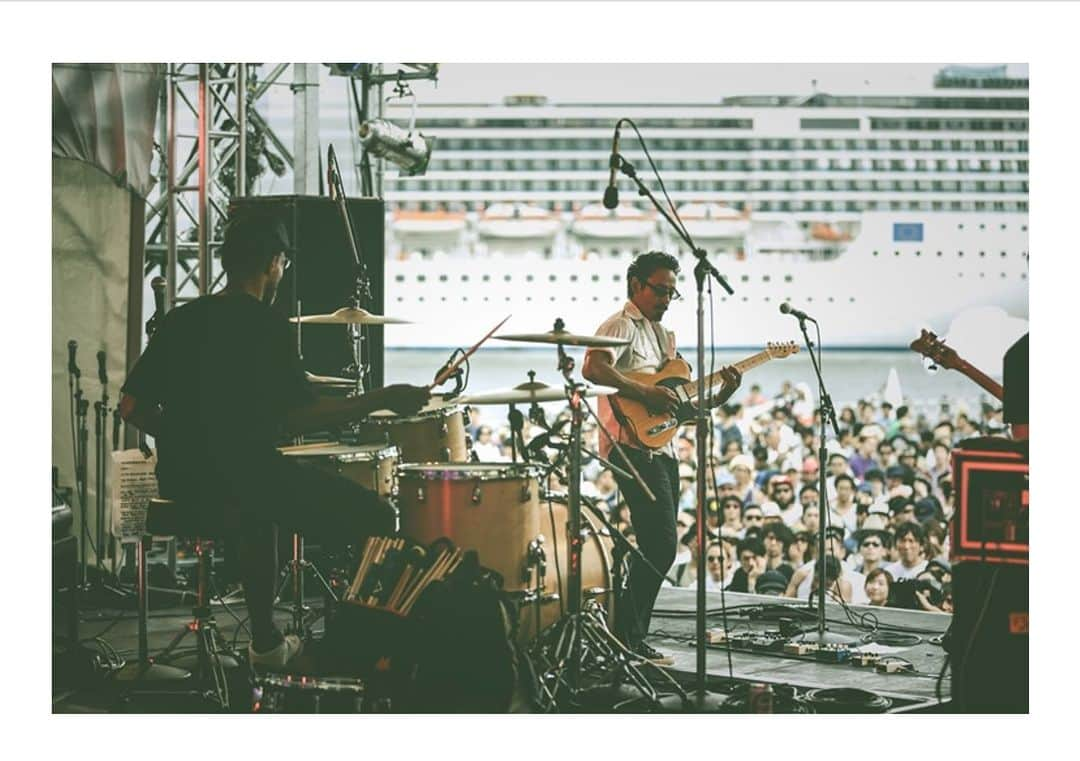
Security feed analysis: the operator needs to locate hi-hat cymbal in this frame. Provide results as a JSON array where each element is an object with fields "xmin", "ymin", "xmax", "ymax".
[
  {"xmin": 290, "ymin": 307, "xmax": 412, "ymax": 325},
  {"xmin": 495, "ymin": 329, "xmax": 629, "ymax": 348},
  {"xmin": 457, "ymin": 380, "xmax": 618, "ymax": 406}
]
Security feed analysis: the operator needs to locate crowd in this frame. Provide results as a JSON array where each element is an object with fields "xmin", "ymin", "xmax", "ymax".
[{"xmin": 462, "ymin": 379, "xmax": 1013, "ymax": 613}]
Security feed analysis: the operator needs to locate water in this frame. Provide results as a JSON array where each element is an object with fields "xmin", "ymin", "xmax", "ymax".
[{"xmin": 385, "ymin": 347, "xmax": 996, "ymax": 416}]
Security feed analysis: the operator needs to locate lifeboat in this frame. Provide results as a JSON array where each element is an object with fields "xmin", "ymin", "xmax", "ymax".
[
  {"xmin": 810, "ymin": 222, "xmax": 853, "ymax": 242},
  {"xmin": 675, "ymin": 202, "xmax": 750, "ymax": 240},
  {"xmin": 570, "ymin": 203, "xmax": 657, "ymax": 241},
  {"xmin": 391, "ymin": 209, "xmax": 467, "ymax": 236},
  {"xmin": 477, "ymin": 203, "xmax": 561, "ymax": 239}
]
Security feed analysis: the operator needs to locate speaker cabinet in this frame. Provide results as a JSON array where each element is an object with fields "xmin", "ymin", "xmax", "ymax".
[
  {"xmin": 949, "ymin": 561, "xmax": 1028, "ymax": 712},
  {"xmin": 229, "ymin": 195, "xmax": 385, "ymax": 388}
]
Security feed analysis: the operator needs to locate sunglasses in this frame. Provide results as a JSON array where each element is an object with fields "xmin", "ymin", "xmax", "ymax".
[
  {"xmin": 706, "ymin": 555, "xmax": 723, "ymax": 563},
  {"xmin": 861, "ymin": 541, "xmax": 882, "ymax": 548},
  {"xmin": 645, "ymin": 281, "xmax": 683, "ymax": 301},
  {"xmin": 744, "ymin": 515, "xmax": 764, "ymax": 522}
]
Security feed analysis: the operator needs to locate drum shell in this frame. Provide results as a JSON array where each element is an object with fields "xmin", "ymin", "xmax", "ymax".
[
  {"xmin": 519, "ymin": 494, "xmax": 616, "ymax": 643},
  {"xmin": 278, "ymin": 442, "xmax": 399, "ymax": 497},
  {"xmin": 252, "ymin": 674, "xmax": 368, "ymax": 713},
  {"xmin": 355, "ymin": 406, "xmax": 469, "ymax": 463},
  {"xmin": 396, "ymin": 463, "xmax": 541, "ymax": 591}
]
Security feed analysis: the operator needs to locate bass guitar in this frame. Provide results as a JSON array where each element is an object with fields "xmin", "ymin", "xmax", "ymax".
[{"xmin": 909, "ymin": 329, "xmax": 1004, "ymax": 401}]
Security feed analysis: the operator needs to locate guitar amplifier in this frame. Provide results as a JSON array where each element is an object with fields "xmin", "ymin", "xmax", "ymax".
[{"xmin": 950, "ymin": 438, "xmax": 1028, "ymax": 565}]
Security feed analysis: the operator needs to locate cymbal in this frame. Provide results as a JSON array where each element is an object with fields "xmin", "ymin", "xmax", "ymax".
[
  {"xmin": 290, "ymin": 307, "xmax": 412, "ymax": 325},
  {"xmin": 304, "ymin": 371, "xmax": 357, "ymax": 387},
  {"xmin": 457, "ymin": 380, "xmax": 618, "ymax": 406},
  {"xmin": 495, "ymin": 329, "xmax": 629, "ymax": 348}
]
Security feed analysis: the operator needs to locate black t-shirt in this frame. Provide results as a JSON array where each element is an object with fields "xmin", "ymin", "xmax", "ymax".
[{"xmin": 122, "ymin": 291, "xmax": 313, "ymax": 494}]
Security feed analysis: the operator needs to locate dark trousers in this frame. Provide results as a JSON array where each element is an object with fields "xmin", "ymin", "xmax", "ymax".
[
  {"xmin": 165, "ymin": 456, "xmax": 395, "ymax": 648},
  {"xmin": 609, "ymin": 447, "xmax": 679, "ymax": 646}
]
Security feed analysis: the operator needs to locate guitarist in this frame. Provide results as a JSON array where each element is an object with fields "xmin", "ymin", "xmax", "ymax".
[{"xmin": 583, "ymin": 251, "xmax": 741, "ymax": 664}]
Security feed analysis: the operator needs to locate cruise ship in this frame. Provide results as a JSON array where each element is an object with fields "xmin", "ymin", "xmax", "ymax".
[{"xmin": 372, "ymin": 64, "xmax": 1029, "ymax": 349}]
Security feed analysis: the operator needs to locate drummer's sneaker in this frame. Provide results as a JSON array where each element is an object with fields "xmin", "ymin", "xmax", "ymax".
[
  {"xmin": 248, "ymin": 634, "xmax": 304, "ymax": 670},
  {"xmin": 631, "ymin": 641, "xmax": 675, "ymax": 666}
]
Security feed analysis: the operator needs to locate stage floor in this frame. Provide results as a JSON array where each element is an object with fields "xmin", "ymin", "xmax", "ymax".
[
  {"xmin": 53, "ymin": 585, "xmax": 951, "ymax": 713},
  {"xmin": 650, "ymin": 587, "xmax": 951, "ymax": 708}
]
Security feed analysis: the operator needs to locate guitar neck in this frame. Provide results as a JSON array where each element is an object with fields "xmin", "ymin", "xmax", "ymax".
[
  {"xmin": 952, "ymin": 359, "xmax": 1005, "ymax": 401},
  {"xmin": 684, "ymin": 349, "xmax": 775, "ymax": 399}
]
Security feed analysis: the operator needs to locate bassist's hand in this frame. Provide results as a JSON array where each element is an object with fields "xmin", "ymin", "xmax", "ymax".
[
  {"xmin": 715, "ymin": 365, "xmax": 743, "ymax": 405},
  {"xmin": 640, "ymin": 384, "xmax": 679, "ymax": 415}
]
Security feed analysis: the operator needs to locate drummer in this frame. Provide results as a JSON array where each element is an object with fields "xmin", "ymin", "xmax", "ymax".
[{"xmin": 120, "ymin": 207, "xmax": 430, "ymax": 669}]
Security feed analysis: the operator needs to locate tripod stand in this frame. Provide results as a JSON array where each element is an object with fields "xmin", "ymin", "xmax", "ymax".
[{"xmin": 274, "ymin": 531, "xmax": 337, "ymax": 638}]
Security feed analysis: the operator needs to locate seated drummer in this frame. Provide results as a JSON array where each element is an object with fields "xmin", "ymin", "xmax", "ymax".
[{"xmin": 119, "ymin": 208, "xmax": 430, "ymax": 669}]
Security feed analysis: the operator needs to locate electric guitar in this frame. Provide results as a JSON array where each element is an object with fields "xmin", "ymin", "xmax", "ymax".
[
  {"xmin": 909, "ymin": 329, "xmax": 1004, "ymax": 401},
  {"xmin": 610, "ymin": 341, "xmax": 800, "ymax": 449}
]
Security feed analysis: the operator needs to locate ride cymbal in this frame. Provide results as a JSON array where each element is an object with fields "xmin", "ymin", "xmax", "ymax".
[
  {"xmin": 494, "ymin": 329, "xmax": 629, "ymax": 348},
  {"xmin": 457, "ymin": 380, "xmax": 618, "ymax": 405}
]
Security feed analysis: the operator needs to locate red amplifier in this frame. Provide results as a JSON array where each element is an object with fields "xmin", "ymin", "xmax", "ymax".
[{"xmin": 951, "ymin": 439, "xmax": 1029, "ymax": 565}]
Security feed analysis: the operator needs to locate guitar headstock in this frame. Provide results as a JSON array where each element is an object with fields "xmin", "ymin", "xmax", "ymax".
[
  {"xmin": 766, "ymin": 340, "xmax": 799, "ymax": 359},
  {"xmin": 909, "ymin": 329, "xmax": 962, "ymax": 370}
]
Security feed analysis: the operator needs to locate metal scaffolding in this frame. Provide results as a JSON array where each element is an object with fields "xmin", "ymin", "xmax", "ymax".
[{"xmin": 143, "ymin": 63, "xmax": 302, "ymax": 309}]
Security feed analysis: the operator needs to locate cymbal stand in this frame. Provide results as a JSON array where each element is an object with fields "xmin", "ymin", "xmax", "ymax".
[{"xmin": 531, "ymin": 324, "xmax": 685, "ymax": 711}]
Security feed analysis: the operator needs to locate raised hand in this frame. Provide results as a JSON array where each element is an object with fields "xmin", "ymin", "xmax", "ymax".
[{"xmin": 381, "ymin": 384, "xmax": 432, "ymax": 416}]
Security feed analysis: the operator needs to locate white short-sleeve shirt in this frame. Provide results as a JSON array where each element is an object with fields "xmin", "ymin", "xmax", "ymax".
[{"xmin": 586, "ymin": 300, "xmax": 678, "ymax": 460}]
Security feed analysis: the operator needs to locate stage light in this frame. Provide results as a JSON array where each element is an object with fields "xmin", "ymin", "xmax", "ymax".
[{"xmin": 358, "ymin": 118, "xmax": 434, "ymax": 177}]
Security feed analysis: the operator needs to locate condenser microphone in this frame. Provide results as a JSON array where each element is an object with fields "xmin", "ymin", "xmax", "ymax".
[
  {"xmin": 779, "ymin": 302, "xmax": 816, "ymax": 323},
  {"xmin": 68, "ymin": 340, "xmax": 80, "ymax": 378},
  {"xmin": 602, "ymin": 121, "xmax": 623, "ymax": 210}
]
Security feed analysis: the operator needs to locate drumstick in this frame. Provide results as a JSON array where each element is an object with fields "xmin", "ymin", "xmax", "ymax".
[
  {"xmin": 430, "ymin": 314, "xmax": 511, "ymax": 389},
  {"xmin": 399, "ymin": 549, "xmax": 448, "ymax": 614},
  {"xmin": 351, "ymin": 536, "xmax": 386, "ymax": 601},
  {"xmin": 386, "ymin": 566, "xmax": 414, "ymax": 612},
  {"xmin": 346, "ymin": 537, "xmax": 375, "ymax": 601}
]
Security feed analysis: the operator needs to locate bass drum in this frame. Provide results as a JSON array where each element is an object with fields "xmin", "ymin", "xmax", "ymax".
[{"xmin": 518, "ymin": 492, "xmax": 617, "ymax": 644}]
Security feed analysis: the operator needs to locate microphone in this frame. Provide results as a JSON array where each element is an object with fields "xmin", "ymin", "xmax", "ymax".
[
  {"xmin": 97, "ymin": 350, "xmax": 108, "ymax": 386},
  {"xmin": 779, "ymin": 302, "xmax": 817, "ymax": 323},
  {"xmin": 151, "ymin": 276, "xmax": 166, "ymax": 315},
  {"xmin": 602, "ymin": 121, "xmax": 622, "ymax": 210},
  {"xmin": 68, "ymin": 340, "xmax": 80, "ymax": 378}
]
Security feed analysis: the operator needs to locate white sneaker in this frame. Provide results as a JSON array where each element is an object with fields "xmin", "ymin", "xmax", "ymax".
[{"xmin": 248, "ymin": 634, "xmax": 304, "ymax": 670}]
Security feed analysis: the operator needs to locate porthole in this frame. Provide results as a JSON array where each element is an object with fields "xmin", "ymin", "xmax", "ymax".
[
  {"xmin": 394, "ymin": 275, "xmax": 405, "ymax": 283},
  {"xmin": 570, "ymin": 275, "xmax": 578, "ymax": 282},
  {"xmin": 915, "ymin": 251, "xmax": 922, "ymax": 257},
  {"xmin": 936, "ymin": 251, "xmax": 943, "ymax": 257},
  {"xmin": 873, "ymin": 251, "xmax": 879, "ymax": 257},
  {"xmin": 784, "ymin": 275, "xmax": 793, "ymax": 282},
  {"xmin": 763, "ymin": 275, "xmax": 771, "ymax": 282},
  {"xmin": 549, "ymin": 275, "xmax": 557, "ymax": 282},
  {"xmin": 591, "ymin": 275, "xmax": 600, "ymax": 282},
  {"xmin": 504, "ymin": 275, "xmax": 512, "ymax": 282},
  {"xmin": 526, "ymin": 297, "xmax": 533, "ymax": 302},
  {"xmin": 894, "ymin": 251, "xmax": 900, "ymax": 256},
  {"xmin": 461, "ymin": 275, "xmax": 470, "ymax": 282},
  {"xmin": 438, "ymin": 275, "xmax": 448, "ymax": 282},
  {"xmin": 482, "ymin": 274, "xmax": 491, "ymax": 282},
  {"xmin": 741, "ymin": 275, "xmax": 750, "ymax": 282},
  {"xmin": 979, "ymin": 251, "xmax": 986, "ymax": 257},
  {"xmin": 417, "ymin": 275, "xmax": 426, "ymax": 282},
  {"xmin": 958, "ymin": 251, "xmax": 964, "ymax": 257},
  {"xmin": 1001, "ymin": 251, "xmax": 1007, "ymax": 257}
]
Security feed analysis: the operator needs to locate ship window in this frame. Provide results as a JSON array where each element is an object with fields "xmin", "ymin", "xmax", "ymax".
[
  {"xmin": 526, "ymin": 275, "xmax": 534, "ymax": 282},
  {"xmin": 504, "ymin": 275, "xmax": 512, "ymax": 281},
  {"xmin": 1001, "ymin": 273, "xmax": 1007, "ymax": 278},
  {"xmin": 439, "ymin": 275, "xmax": 448, "ymax": 282},
  {"xmin": 570, "ymin": 275, "xmax": 578, "ymax": 282},
  {"xmin": 915, "ymin": 251, "xmax": 922, "ymax": 257},
  {"xmin": 894, "ymin": 251, "xmax": 900, "ymax": 257},
  {"xmin": 937, "ymin": 251, "xmax": 943, "ymax": 257},
  {"xmin": 784, "ymin": 275, "xmax": 793, "ymax": 282},
  {"xmin": 764, "ymin": 297, "xmax": 770, "ymax": 302},
  {"xmin": 828, "ymin": 297, "xmax": 835, "ymax": 303},
  {"xmin": 958, "ymin": 251, "xmax": 964, "ymax": 257},
  {"xmin": 979, "ymin": 251, "xmax": 986, "ymax": 257},
  {"xmin": 461, "ymin": 275, "xmax": 469, "ymax": 282},
  {"xmin": 1021, "ymin": 273, "xmax": 1027, "ymax": 279},
  {"xmin": 526, "ymin": 297, "xmax": 532, "ymax": 302},
  {"xmin": 396, "ymin": 297, "xmax": 403, "ymax": 302},
  {"xmin": 418, "ymin": 297, "xmax": 425, "ymax": 302},
  {"xmin": 591, "ymin": 275, "xmax": 600, "ymax": 282},
  {"xmin": 1001, "ymin": 251, "xmax": 1007, "ymax": 257},
  {"xmin": 395, "ymin": 275, "xmax": 404, "ymax": 282},
  {"xmin": 441, "ymin": 296, "xmax": 447, "ymax": 301},
  {"xmin": 417, "ymin": 275, "xmax": 426, "ymax": 282},
  {"xmin": 873, "ymin": 251, "xmax": 879, "ymax": 257},
  {"xmin": 741, "ymin": 275, "xmax": 749, "ymax": 282},
  {"xmin": 762, "ymin": 275, "xmax": 771, "ymax": 282},
  {"xmin": 806, "ymin": 297, "xmax": 813, "ymax": 302},
  {"xmin": 482, "ymin": 274, "xmax": 490, "ymax": 282},
  {"xmin": 462, "ymin": 297, "xmax": 468, "ymax": 302},
  {"xmin": 549, "ymin": 275, "xmax": 557, "ymax": 282},
  {"xmin": 613, "ymin": 274, "xmax": 621, "ymax": 281},
  {"xmin": 849, "ymin": 297, "xmax": 855, "ymax": 303}
]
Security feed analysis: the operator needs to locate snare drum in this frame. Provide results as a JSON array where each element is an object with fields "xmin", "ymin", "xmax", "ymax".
[
  {"xmin": 278, "ymin": 442, "xmax": 400, "ymax": 497},
  {"xmin": 357, "ymin": 404, "xmax": 470, "ymax": 463},
  {"xmin": 252, "ymin": 673, "xmax": 370, "ymax": 713},
  {"xmin": 519, "ymin": 492, "xmax": 616, "ymax": 642},
  {"xmin": 395, "ymin": 462, "xmax": 542, "ymax": 591}
]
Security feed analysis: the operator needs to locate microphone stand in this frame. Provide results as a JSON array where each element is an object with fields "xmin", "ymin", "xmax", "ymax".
[
  {"xmin": 789, "ymin": 316, "xmax": 857, "ymax": 647},
  {"xmin": 327, "ymin": 144, "xmax": 373, "ymax": 396},
  {"xmin": 615, "ymin": 151, "xmax": 735, "ymax": 711},
  {"xmin": 70, "ymin": 355, "xmax": 91, "ymax": 589}
]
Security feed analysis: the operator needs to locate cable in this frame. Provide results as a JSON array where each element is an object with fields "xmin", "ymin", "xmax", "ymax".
[
  {"xmin": 956, "ymin": 564, "xmax": 1000, "ymax": 710},
  {"xmin": 622, "ymin": 119, "xmax": 691, "ymax": 242}
]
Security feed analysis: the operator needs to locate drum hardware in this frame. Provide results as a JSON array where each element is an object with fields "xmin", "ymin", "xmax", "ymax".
[
  {"xmin": 274, "ymin": 531, "xmax": 337, "ymax": 639},
  {"xmin": 494, "ymin": 319, "xmax": 672, "ymax": 709}
]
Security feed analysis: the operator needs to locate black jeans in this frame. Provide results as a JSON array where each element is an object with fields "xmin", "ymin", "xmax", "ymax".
[
  {"xmin": 608, "ymin": 447, "xmax": 679, "ymax": 646},
  {"xmin": 163, "ymin": 456, "xmax": 395, "ymax": 649}
]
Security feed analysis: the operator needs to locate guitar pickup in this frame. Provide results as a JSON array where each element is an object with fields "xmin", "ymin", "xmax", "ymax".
[{"xmin": 647, "ymin": 419, "xmax": 680, "ymax": 436}]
